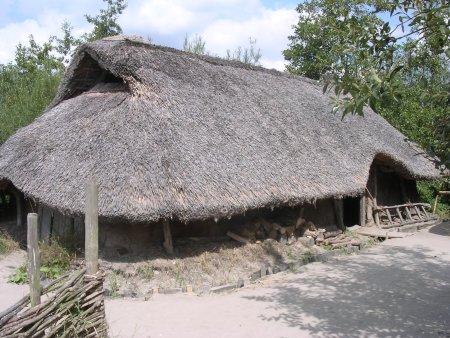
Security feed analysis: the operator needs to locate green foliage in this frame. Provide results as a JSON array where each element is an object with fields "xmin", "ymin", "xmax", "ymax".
[
  {"xmin": 183, "ymin": 34, "xmax": 207, "ymax": 55},
  {"xmin": 83, "ymin": 0, "xmax": 127, "ymax": 42},
  {"xmin": 226, "ymin": 38, "xmax": 262, "ymax": 66},
  {"xmin": 8, "ymin": 265, "xmax": 28, "ymax": 284},
  {"xmin": 183, "ymin": 34, "xmax": 262, "ymax": 66},
  {"xmin": 284, "ymin": 0, "xmax": 383, "ymax": 80},
  {"xmin": 0, "ymin": 0, "xmax": 128, "ymax": 145},
  {"xmin": 108, "ymin": 271, "xmax": 120, "ymax": 298},
  {"xmin": 39, "ymin": 241, "xmax": 71, "ymax": 279},
  {"xmin": 135, "ymin": 264, "xmax": 154, "ymax": 280},
  {"xmin": 285, "ymin": 0, "xmax": 449, "ymax": 169}
]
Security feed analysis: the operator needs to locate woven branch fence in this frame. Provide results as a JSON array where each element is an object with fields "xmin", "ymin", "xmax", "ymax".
[
  {"xmin": 0, "ymin": 179, "xmax": 106, "ymax": 337},
  {"xmin": 0, "ymin": 269, "xmax": 107, "ymax": 337}
]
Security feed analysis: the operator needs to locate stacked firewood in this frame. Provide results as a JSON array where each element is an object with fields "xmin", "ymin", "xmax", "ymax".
[{"xmin": 227, "ymin": 217, "xmax": 361, "ymax": 249}]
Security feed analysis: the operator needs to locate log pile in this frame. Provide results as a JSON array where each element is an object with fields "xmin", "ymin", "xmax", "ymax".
[
  {"xmin": 0, "ymin": 269, "xmax": 107, "ymax": 337},
  {"xmin": 227, "ymin": 217, "xmax": 361, "ymax": 249}
]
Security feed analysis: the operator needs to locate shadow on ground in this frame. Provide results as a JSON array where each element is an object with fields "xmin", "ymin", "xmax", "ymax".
[
  {"xmin": 429, "ymin": 221, "xmax": 450, "ymax": 236},
  {"xmin": 243, "ymin": 244, "xmax": 450, "ymax": 337}
]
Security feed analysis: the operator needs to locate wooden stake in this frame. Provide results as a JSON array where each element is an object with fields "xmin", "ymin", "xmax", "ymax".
[
  {"xmin": 85, "ymin": 179, "xmax": 99, "ymax": 275},
  {"xmin": 163, "ymin": 220, "xmax": 174, "ymax": 255},
  {"xmin": 27, "ymin": 213, "xmax": 41, "ymax": 307}
]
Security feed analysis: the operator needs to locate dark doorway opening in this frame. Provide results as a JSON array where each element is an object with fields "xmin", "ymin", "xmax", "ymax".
[{"xmin": 343, "ymin": 197, "xmax": 360, "ymax": 226}]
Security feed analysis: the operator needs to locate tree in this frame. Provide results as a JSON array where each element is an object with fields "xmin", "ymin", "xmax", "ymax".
[
  {"xmin": 0, "ymin": 0, "xmax": 129, "ymax": 144},
  {"xmin": 84, "ymin": 0, "xmax": 127, "ymax": 42},
  {"xmin": 285, "ymin": 0, "xmax": 449, "ymax": 169},
  {"xmin": 284, "ymin": 0, "xmax": 383, "ymax": 80}
]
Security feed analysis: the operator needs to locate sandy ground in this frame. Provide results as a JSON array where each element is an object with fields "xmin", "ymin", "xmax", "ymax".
[
  {"xmin": 0, "ymin": 250, "xmax": 28, "ymax": 311},
  {"xmin": 0, "ymin": 223, "xmax": 448, "ymax": 337},
  {"xmin": 105, "ymin": 222, "xmax": 450, "ymax": 338}
]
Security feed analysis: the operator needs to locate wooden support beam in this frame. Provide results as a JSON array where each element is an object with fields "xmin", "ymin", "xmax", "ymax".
[
  {"xmin": 27, "ymin": 213, "xmax": 41, "ymax": 307},
  {"xmin": 85, "ymin": 179, "xmax": 99, "ymax": 275},
  {"xmin": 359, "ymin": 195, "xmax": 366, "ymax": 227},
  {"xmin": 39, "ymin": 207, "xmax": 52, "ymax": 244},
  {"xmin": 400, "ymin": 179, "xmax": 410, "ymax": 203},
  {"xmin": 11, "ymin": 190, "xmax": 23, "ymax": 227},
  {"xmin": 373, "ymin": 167, "xmax": 380, "ymax": 227},
  {"xmin": 333, "ymin": 198, "xmax": 345, "ymax": 230},
  {"xmin": 163, "ymin": 220, "xmax": 174, "ymax": 255}
]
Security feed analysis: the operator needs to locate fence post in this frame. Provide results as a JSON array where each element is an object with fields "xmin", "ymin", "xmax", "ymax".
[
  {"xmin": 27, "ymin": 213, "xmax": 40, "ymax": 306},
  {"xmin": 85, "ymin": 179, "xmax": 99, "ymax": 275}
]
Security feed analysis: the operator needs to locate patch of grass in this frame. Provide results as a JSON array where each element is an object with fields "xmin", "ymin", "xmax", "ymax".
[
  {"xmin": 109, "ymin": 271, "xmax": 120, "ymax": 298},
  {"xmin": 39, "ymin": 241, "xmax": 71, "ymax": 279},
  {"xmin": 0, "ymin": 231, "xmax": 19, "ymax": 255},
  {"xmin": 8, "ymin": 265, "xmax": 28, "ymax": 284},
  {"xmin": 135, "ymin": 264, "xmax": 154, "ymax": 280}
]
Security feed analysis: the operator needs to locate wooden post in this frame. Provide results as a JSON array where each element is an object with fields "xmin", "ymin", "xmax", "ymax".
[
  {"xmin": 373, "ymin": 167, "xmax": 380, "ymax": 227},
  {"xmin": 333, "ymin": 199, "xmax": 345, "ymax": 230},
  {"xmin": 85, "ymin": 179, "xmax": 99, "ymax": 275},
  {"xmin": 162, "ymin": 220, "xmax": 174, "ymax": 255},
  {"xmin": 27, "ymin": 213, "xmax": 41, "ymax": 307},
  {"xmin": 359, "ymin": 195, "xmax": 366, "ymax": 227},
  {"xmin": 12, "ymin": 190, "xmax": 23, "ymax": 227},
  {"xmin": 400, "ymin": 179, "xmax": 410, "ymax": 203}
]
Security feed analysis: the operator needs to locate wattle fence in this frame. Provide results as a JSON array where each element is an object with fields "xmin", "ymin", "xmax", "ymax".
[{"xmin": 0, "ymin": 180, "xmax": 106, "ymax": 337}]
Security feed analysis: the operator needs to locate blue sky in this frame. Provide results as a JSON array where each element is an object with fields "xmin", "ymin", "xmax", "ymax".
[{"xmin": 0, "ymin": 0, "xmax": 302, "ymax": 70}]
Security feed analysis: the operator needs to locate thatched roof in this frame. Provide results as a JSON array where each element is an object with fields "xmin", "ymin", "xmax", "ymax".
[{"xmin": 0, "ymin": 36, "xmax": 439, "ymax": 222}]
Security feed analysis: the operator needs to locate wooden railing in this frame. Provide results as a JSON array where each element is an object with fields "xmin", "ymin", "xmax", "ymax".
[{"xmin": 374, "ymin": 203, "xmax": 438, "ymax": 229}]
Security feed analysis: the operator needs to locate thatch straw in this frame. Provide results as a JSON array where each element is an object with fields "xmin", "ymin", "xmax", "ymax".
[{"xmin": 0, "ymin": 36, "xmax": 439, "ymax": 223}]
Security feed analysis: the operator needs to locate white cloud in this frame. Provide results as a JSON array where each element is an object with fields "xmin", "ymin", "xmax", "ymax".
[
  {"xmin": 120, "ymin": 0, "xmax": 196, "ymax": 35},
  {"xmin": 200, "ymin": 8, "xmax": 297, "ymax": 70},
  {"xmin": 0, "ymin": 0, "xmax": 299, "ymax": 70}
]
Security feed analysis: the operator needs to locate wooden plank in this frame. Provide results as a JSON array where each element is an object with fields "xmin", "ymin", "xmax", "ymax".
[
  {"xmin": 226, "ymin": 231, "xmax": 250, "ymax": 244},
  {"xmin": 27, "ymin": 213, "xmax": 41, "ymax": 307},
  {"xmin": 355, "ymin": 227, "xmax": 411, "ymax": 238},
  {"xmin": 163, "ymin": 220, "xmax": 174, "ymax": 255},
  {"xmin": 85, "ymin": 179, "xmax": 99, "ymax": 275},
  {"xmin": 39, "ymin": 207, "xmax": 52, "ymax": 244}
]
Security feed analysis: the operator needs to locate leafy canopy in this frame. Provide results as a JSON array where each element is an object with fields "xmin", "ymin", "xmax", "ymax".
[{"xmin": 284, "ymin": 0, "xmax": 449, "ymax": 169}]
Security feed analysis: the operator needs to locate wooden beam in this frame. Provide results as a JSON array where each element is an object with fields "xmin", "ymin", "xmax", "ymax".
[
  {"xmin": 333, "ymin": 198, "xmax": 345, "ymax": 230},
  {"xmin": 400, "ymin": 179, "xmax": 410, "ymax": 203},
  {"xmin": 27, "ymin": 213, "xmax": 41, "ymax": 307},
  {"xmin": 163, "ymin": 220, "xmax": 174, "ymax": 255},
  {"xmin": 359, "ymin": 195, "xmax": 366, "ymax": 227},
  {"xmin": 373, "ymin": 167, "xmax": 380, "ymax": 227},
  {"xmin": 85, "ymin": 179, "xmax": 99, "ymax": 275}
]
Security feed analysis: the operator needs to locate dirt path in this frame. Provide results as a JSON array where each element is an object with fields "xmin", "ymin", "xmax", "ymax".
[
  {"xmin": 106, "ymin": 222, "xmax": 450, "ymax": 338},
  {"xmin": 0, "ymin": 250, "xmax": 28, "ymax": 311}
]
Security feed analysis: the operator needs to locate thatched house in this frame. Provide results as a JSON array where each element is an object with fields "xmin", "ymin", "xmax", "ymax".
[{"xmin": 0, "ymin": 36, "xmax": 439, "ymax": 252}]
